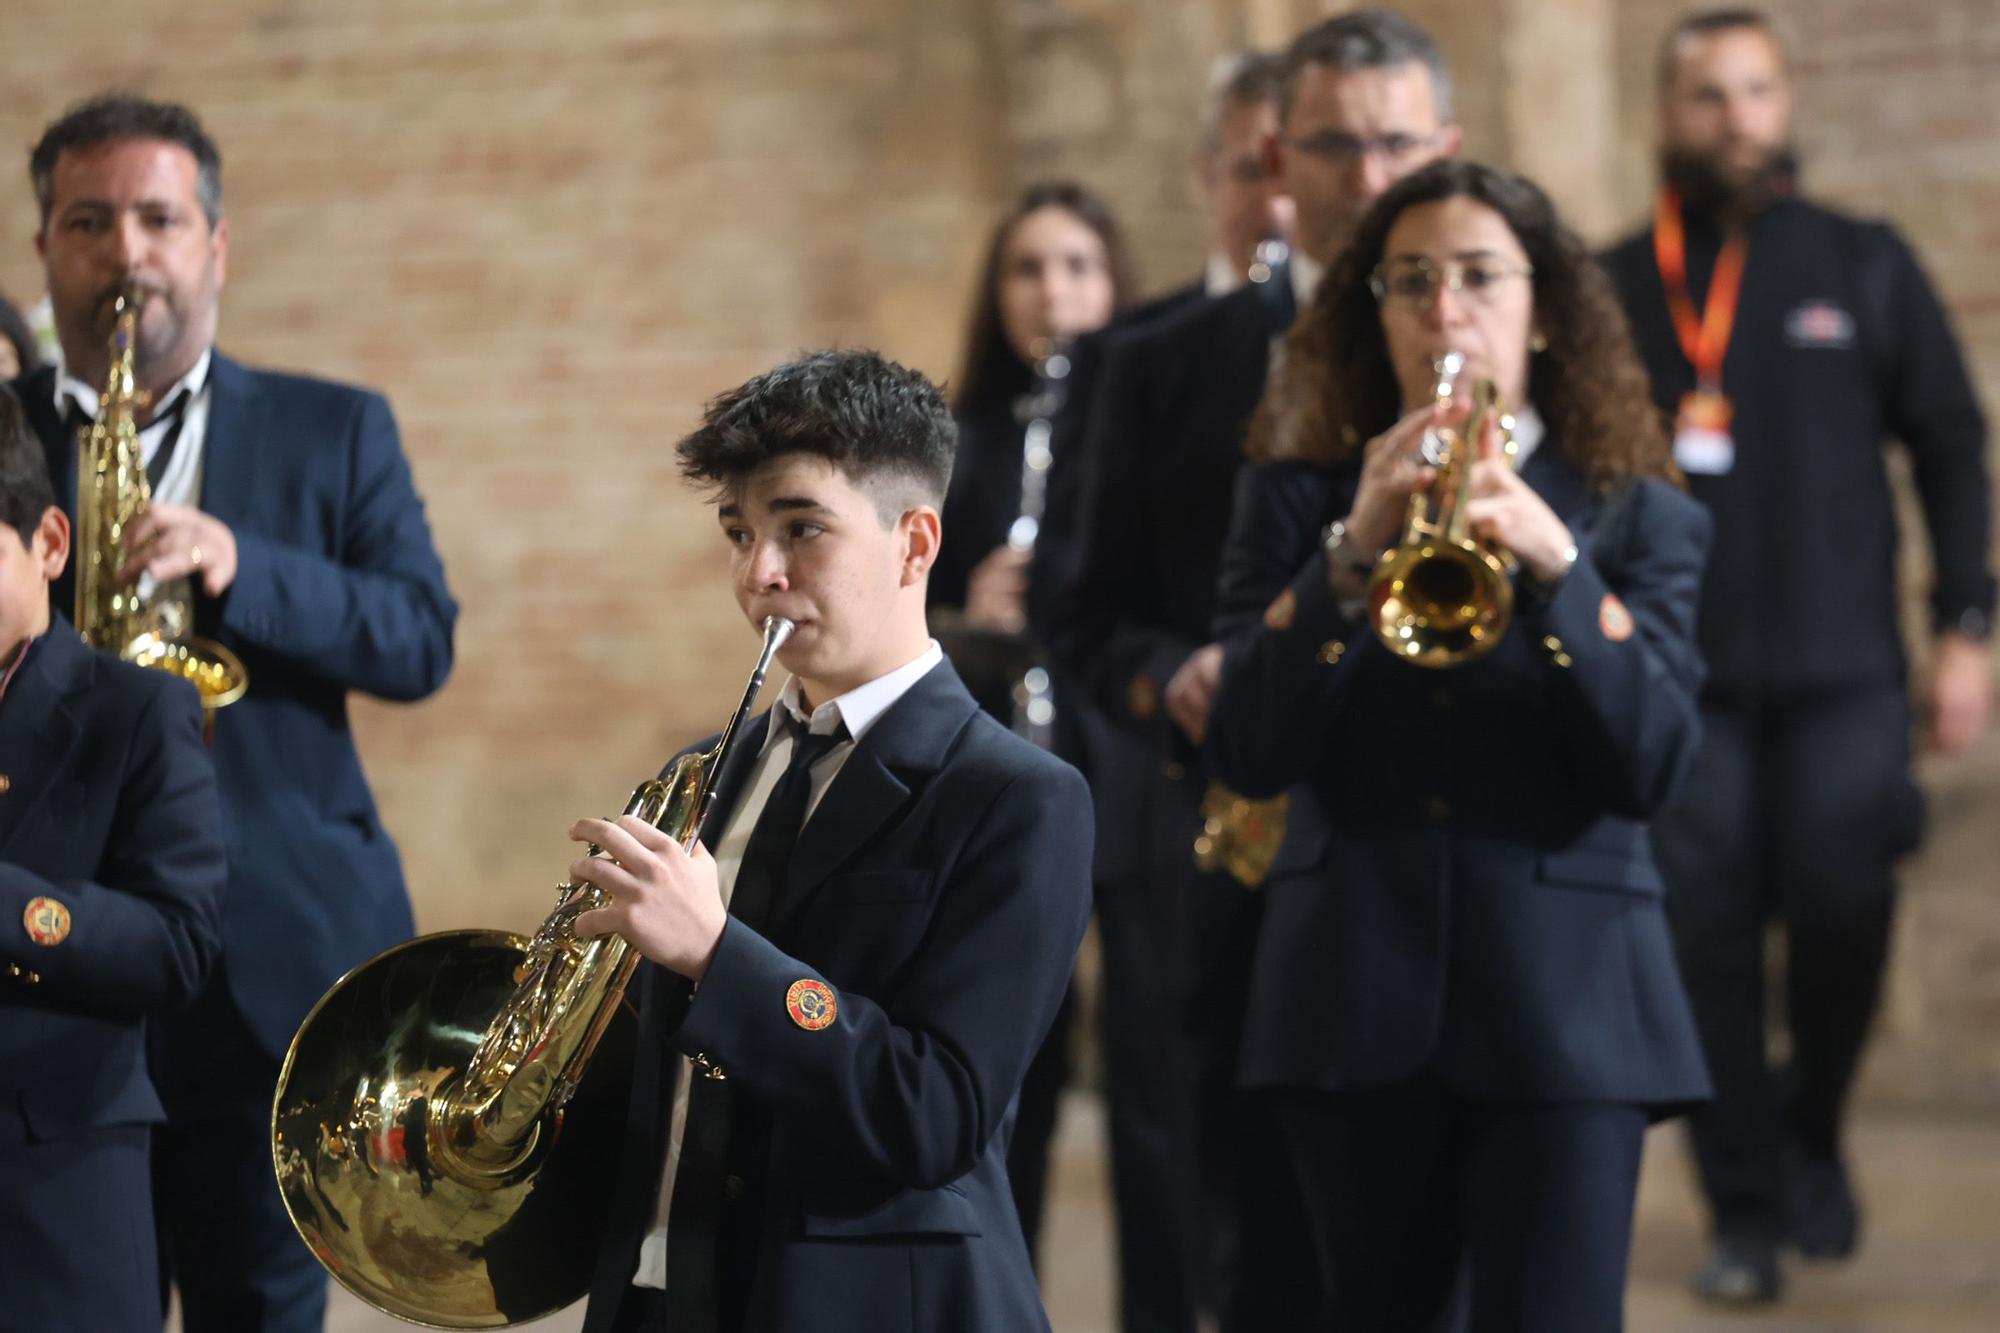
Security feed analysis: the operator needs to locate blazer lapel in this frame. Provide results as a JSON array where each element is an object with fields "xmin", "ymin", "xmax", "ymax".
[
  {"xmin": 198, "ymin": 353, "xmax": 263, "ymax": 535},
  {"xmin": 765, "ymin": 660, "xmax": 979, "ymax": 939},
  {"xmin": 0, "ymin": 629, "xmax": 90, "ymax": 854}
]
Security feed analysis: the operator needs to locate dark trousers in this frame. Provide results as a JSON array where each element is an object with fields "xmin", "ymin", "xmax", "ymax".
[
  {"xmin": 1277, "ymin": 1082, "xmax": 1648, "ymax": 1332},
  {"xmin": 1099, "ymin": 850, "xmax": 1322, "ymax": 1333},
  {"xmin": 1656, "ymin": 687, "xmax": 1915, "ymax": 1241},
  {"xmin": 152, "ymin": 972, "xmax": 330, "ymax": 1333},
  {"xmin": 0, "ymin": 1125, "xmax": 159, "ymax": 1333}
]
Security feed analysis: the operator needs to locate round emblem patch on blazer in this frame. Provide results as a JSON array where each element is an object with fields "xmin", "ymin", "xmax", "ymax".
[
  {"xmin": 23, "ymin": 897, "xmax": 71, "ymax": 947},
  {"xmin": 1598, "ymin": 593, "xmax": 1635, "ymax": 643},
  {"xmin": 1263, "ymin": 588, "xmax": 1297, "ymax": 632},
  {"xmin": 786, "ymin": 979, "xmax": 838, "ymax": 1031}
]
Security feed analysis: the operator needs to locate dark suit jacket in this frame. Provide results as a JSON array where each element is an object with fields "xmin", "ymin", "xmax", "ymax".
[
  {"xmin": 583, "ymin": 659, "xmax": 1093, "ymax": 1333},
  {"xmin": 20, "ymin": 353, "xmax": 456, "ymax": 1061},
  {"xmin": 1203, "ymin": 449, "xmax": 1713, "ymax": 1108},
  {"xmin": 0, "ymin": 625, "xmax": 225, "ymax": 1143},
  {"xmin": 1044, "ymin": 267, "xmax": 1297, "ymax": 883}
]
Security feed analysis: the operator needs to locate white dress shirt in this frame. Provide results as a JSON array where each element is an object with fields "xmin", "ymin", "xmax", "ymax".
[{"xmin": 631, "ymin": 639, "xmax": 946, "ymax": 1288}]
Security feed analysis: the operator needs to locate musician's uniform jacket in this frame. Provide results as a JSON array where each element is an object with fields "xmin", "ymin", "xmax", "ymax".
[
  {"xmin": 1204, "ymin": 445, "xmax": 1713, "ymax": 1107},
  {"xmin": 584, "ymin": 658, "xmax": 1092, "ymax": 1333},
  {"xmin": 1053, "ymin": 263, "xmax": 1298, "ymax": 882},
  {"xmin": 0, "ymin": 624, "xmax": 226, "ymax": 1333},
  {"xmin": 19, "ymin": 353, "xmax": 458, "ymax": 1066}
]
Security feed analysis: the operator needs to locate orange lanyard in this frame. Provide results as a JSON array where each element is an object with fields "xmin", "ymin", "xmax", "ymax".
[{"xmin": 1653, "ymin": 190, "xmax": 1748, "ymax": 390}]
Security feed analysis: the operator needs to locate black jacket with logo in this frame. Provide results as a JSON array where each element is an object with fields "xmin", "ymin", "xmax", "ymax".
[{"xmin": 1601, "ymin": 196, "xmax": 1993, "ymax": 696}]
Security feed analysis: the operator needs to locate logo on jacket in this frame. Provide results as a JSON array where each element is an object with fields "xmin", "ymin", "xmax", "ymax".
[
  {"xmin": 787, "ymin": 978, "xmax": 838, "ymax": 1031},
  {"xmin": 23, "ymin": 896, "xmax": 71, "ymax": 946},
  {"xmin": 1784, "ymin": 300, "xmax": 1856, "ymax": 349}
]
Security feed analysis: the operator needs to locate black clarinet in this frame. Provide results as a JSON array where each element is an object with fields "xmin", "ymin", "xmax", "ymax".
[{"xmin": 1002, "ymin": 337, "xmax": 1071, "ymax": 748}]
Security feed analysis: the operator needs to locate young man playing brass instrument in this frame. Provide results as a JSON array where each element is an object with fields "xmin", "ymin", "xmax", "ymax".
[{"xmin": 571, "ymin": 348, "xmax": 1093, "ymax": 1333}]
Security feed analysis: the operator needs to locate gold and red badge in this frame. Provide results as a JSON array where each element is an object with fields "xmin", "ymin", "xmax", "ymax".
[
  {"xmin": 1263, "ymin": 588, "xmax": 1297, "ymax": 632},
  {"xmin": 23, "ymin": 896, "xmax": 70, "ymax": 947},
  {"xmin": 786, "ymin": 978, "xmax": 837, "ymax": 1031},
  {"xmin": 1599, "ymin": 594, "xmax": 1634, "ymax": 643}
]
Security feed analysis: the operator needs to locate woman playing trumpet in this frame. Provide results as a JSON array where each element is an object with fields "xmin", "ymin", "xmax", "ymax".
[{"xmin": 1203, "ymin": 161, "xmax": 1712, "ymax": 1330}]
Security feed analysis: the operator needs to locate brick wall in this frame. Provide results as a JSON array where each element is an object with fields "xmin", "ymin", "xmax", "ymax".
[{"xmin": 3, "ymin": 0, "xmax": 1993, "ymax": 1102}]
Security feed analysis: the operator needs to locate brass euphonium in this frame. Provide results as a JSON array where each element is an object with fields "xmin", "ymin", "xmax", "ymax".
[
  {"xmin": 74, "ymin": 285, "xmax": 247, "ymax": 712},
  {"xmin": 271, "ymin": 616, "xmax": 795, "ymax": 1328},
  {"xmin": 1368, "ymin": 351, "xmax": 1519, "ymax": 668}
]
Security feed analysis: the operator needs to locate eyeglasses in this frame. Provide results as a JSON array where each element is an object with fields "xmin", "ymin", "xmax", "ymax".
[
  {"xmin": 1369, "ymin": 257, "xmax": 1535, "ymax": 308},
  {"xmin": 1287, "ymin": 129, "xmax": 1439, "ymax": 164}
]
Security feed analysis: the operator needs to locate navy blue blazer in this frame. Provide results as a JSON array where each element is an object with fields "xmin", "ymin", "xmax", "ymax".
[
  {"xmin": 0, "ymin": 625, "xmax": 225, "ymax": 1144},
  {"xmin": 20, "ymin": 353, "xmax": 457, "ymax": 1058},
  {"xmin": 584, "ymin": 659, "xmax": 1093, "ymax": 1333},
  {"xmin": 1204, "ymin": 447, "xmax": 1713, "ymax": 1108}
]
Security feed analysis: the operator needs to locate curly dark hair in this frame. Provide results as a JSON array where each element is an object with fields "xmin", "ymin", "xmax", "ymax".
[
  {"xmin": 1249, "ymin": 160, "xmax": 1676, "ymax": 489},
  {"xmin": 951, "ymin": 180, "xmax": 1139, "ymax": 420},
  {"xmin": 677, "ymin": 348, "xmax": 957, "ymax": 518}
]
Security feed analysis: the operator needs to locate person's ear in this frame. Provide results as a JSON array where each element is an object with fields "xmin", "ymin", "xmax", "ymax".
[
  {"xmin": 33, "ymin": 505, "xmax": 70, "ymax": 581},
  {"xmin": 900, "ymin": 505, "xmax": 941, "ymax": 585}
]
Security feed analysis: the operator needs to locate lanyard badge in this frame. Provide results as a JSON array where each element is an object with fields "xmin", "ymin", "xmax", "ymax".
[{"xmin": 1654, "ymin": 190, "xmax": 1748, "ymax": 475}]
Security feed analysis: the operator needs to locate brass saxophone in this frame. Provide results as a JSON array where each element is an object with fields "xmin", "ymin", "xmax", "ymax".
[
  {"xmin": 73, "ymin": 285, "xmax": 247, "ymax": 711},
  {"xmin": 272, "ymin": 616, "xmax": 794, "ymax": 1328}
]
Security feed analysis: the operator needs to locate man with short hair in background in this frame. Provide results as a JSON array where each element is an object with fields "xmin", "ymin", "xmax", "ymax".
[
  {"xmin": 1601, "ymin": 7, "xmax": 1994, "ymax": 1306},
  {"xmin": 12, "ymin": 92, "xmax": 457, "ymax": 1330},
  {"xmin": 1051, "ymin": 10, "xmax": 1461, "ymax": 1329}
]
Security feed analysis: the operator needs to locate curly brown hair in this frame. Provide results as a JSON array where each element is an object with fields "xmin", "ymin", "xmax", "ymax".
[{"xmin": 1249, "ymin": 160, "xmax": 1676, "ymax": 489}]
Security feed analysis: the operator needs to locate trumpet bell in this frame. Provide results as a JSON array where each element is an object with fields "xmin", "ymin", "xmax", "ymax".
[
  {"xmin": 271, "ymin": 930, "xmax": 636, "ymax": 1329},
  {"xmin": 1370, "ymin": 539, "xmax": 1515, "ymax": 668}
]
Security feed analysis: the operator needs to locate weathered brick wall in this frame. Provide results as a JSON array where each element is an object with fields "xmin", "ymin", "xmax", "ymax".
[{"xmin": 3, "ymin": 0, "xmax": 1993, "ymax": 1101}]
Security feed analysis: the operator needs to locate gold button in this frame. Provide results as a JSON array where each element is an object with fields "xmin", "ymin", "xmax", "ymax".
[
  {"xmin": 0, "ymin": 773, "xmax": 10, "ymax": 793},
  {"xmin": 1552, "ymin": 652, "xmax": 1573, "ymax": 669},
  {"xmin": 1424, "ymin": 796, "xmax": 1451, "ymax": 823},
  {"xmin": 6, "ymin": 963, "xmax": 19, "ymax": 978},
  {"xmin": 1542, "ymin": 635, "xmax": 1564, "ymax": 653},
  {"xmin": 22, "ymin": 971, "xmax": 37, "ymax": 985},
  {"xmin": 1317, "ymin": 640, "xmax": 1345, "ymax": 665}
]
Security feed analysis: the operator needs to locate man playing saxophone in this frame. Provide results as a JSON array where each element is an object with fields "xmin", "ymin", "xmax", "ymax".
[
  {"xmin": 567, "ymin": 349, "xmax": 1093, "ymax": 1332},
  {"xmin": 10, "ymin": 93, "xmax": 457, "ymax": 1332}
]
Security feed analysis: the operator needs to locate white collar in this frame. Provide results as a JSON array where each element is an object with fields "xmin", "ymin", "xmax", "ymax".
[
  {"xmin": 1289, "ymin": 251, "xmax": 1325, "ymax": 312},
  {"xmin": 1203, "ymin": 252, "xmax": 1243, "ymax": 299},
  {"xmin": 1508, "ymin": 403, "xmax": 1546, "ymax": 466},
  {"xmin": 56, "ymin": 347, "xmax": 212, "ymax": 423},
  {"xmin": 769, "ymin": 639, "xmax": 944, "ymax": 748}
]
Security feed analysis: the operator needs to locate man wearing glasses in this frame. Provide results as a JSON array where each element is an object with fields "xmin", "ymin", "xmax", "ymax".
[{"xmin": 1049, "ymin": 10, "xmax": 1458, "ymax": 1331}]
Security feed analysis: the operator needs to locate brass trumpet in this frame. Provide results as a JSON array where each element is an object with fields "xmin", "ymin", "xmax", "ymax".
[
  {"xmin": 1368, "ymin": 351, "xmax": 1518, "ymax": 668},
  {"xmin": 73, "ymin": 285, "xmax": 247, "ymax": 712},
  {"xmin": 271, "ymin": 616, "xmax": 794, "ymax": 1328}
]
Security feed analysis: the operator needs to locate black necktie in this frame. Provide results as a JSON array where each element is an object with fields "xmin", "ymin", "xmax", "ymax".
[
  {"xmin": 663, "ymin": 710, "xmax": 847, "ymax": 1332},
  {"xmin": 725, "ymin": 711, "xmax": 849, "ymax": 931}
]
